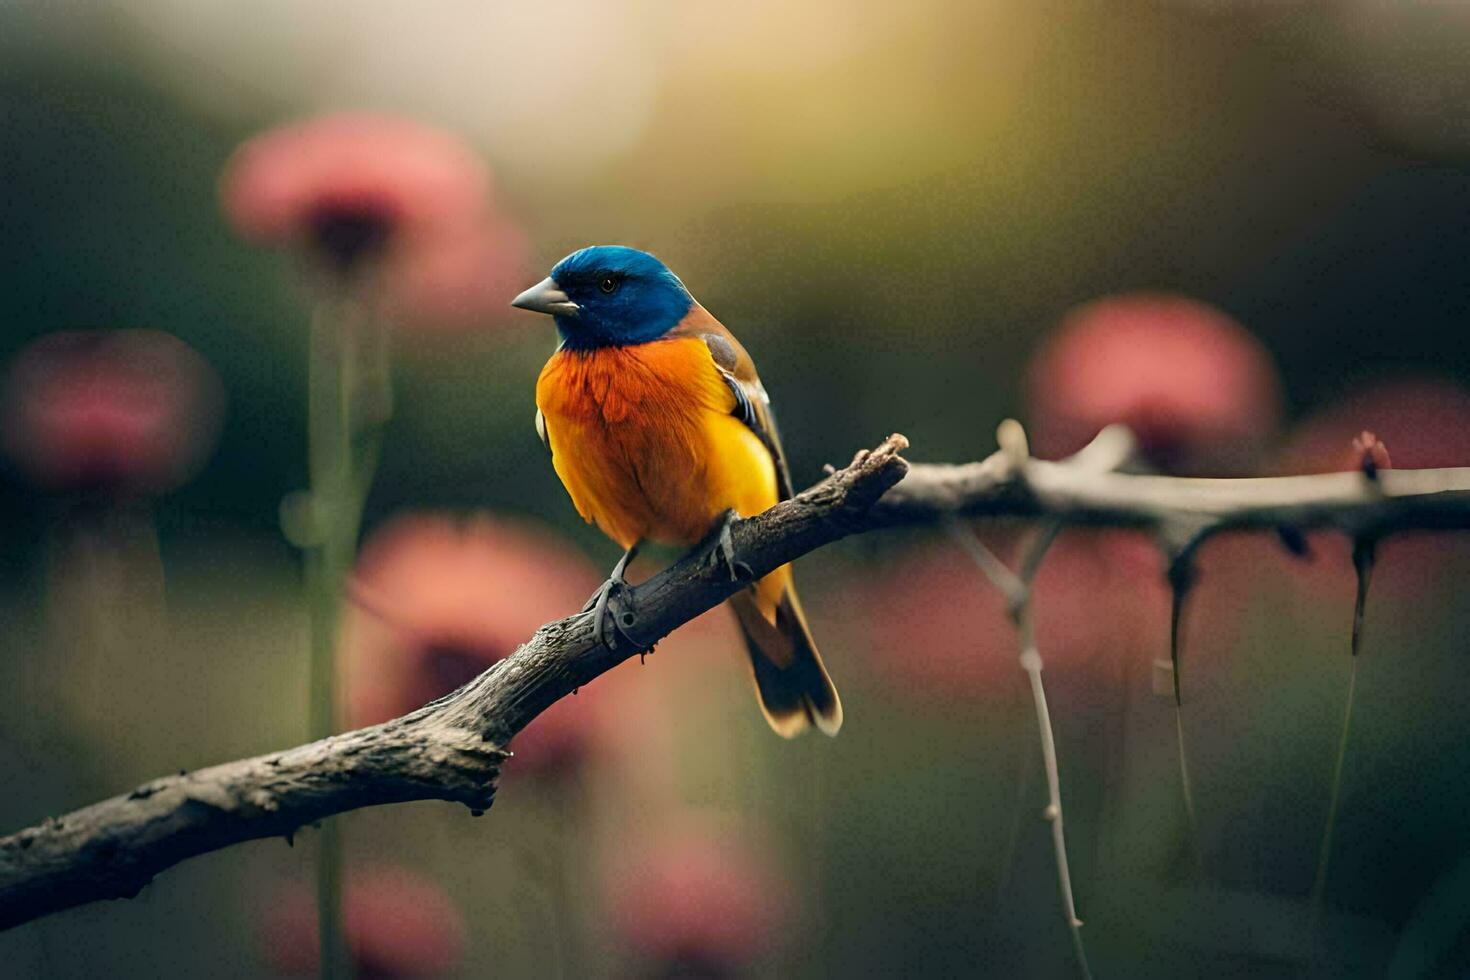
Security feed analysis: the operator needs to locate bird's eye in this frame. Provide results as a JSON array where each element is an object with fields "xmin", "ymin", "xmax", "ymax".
[{"xmin": 598, "ymin": 275, "xmax": 620, "ymax": 294}]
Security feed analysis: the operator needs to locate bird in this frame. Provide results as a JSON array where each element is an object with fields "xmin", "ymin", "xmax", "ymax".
[{"xmin": 512, "ymin": 246, "xmax": 841, "ymax": 737}]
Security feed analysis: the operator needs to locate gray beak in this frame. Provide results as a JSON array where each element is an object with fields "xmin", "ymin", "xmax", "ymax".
[{"xmin": 511, "ymin": 277, "xmax": 579, "ymax": 317}]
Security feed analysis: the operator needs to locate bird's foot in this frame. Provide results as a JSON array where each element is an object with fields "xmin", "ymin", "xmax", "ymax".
[
  {"xmin": 582, "ymin": 544, "xmax": 637, "ymax": 613},
  {"xmin": 584, "ymin": 544, "xmax": 646, "ymax": 651},
  {"xmin": 596, "ymin": 586, "xmax": 648, "ymax": 652},
  {"xmin": 708, "ymin": 509, "xmax": 754, "ymax": 582},
  {"xmin": 581, "ymin": 577, "xmax": 609, "ymax": 614}
]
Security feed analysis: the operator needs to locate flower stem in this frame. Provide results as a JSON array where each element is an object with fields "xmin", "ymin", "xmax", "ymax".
[{"xmin": 305, "ymin": 293, "xmax": 386, "ymax": 980}]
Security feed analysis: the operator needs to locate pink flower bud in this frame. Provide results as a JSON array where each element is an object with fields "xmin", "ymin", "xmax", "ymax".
[
  {"xmin": 1, "ymin": 329, "xmax": 222, "ymax": 495},
  {"xmin": 220, "ymin": 114, "xmax": 490, "ymax": 272}
]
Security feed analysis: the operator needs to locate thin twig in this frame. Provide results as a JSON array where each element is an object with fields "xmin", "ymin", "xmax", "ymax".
[
  {"xmin": 1014, "ymin": 525, "xmax": 1093, "ymax": 980},
  {"xmin": 943, "ymin": 521, "xmax": 1031, "ymax": 902},
  {"xmin": 944, "ymin": 518, "xmax": 1025, "ymax": 603},
  {"xmin": 954, "ymin": 509, "xmax": 1091, "ymax": 980}
]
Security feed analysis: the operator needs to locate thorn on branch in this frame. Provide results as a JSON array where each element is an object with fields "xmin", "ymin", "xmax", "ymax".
[
  {"xmin": 1065, "ymin": 423, "xmax": 1138, "ymax": 474},
  {"xmin": 996, "ymin": 418, "xmax": 1030, "ymax": 469},
  {"xmin": 1163, "ymin": 546, "xmax": 1197, "ymax": 708},
  {"xmin": 1350, "ymin": 538, "xmax": 1377, "ymax": 659},
  {"xmin": 1157, "ymin": 523, "xmax": 1205, "ymax": 703},
  {"xmin": 1276, "ymin": 525, "xmax": 1311, "ymax": 560},
  {"xmin": 1353, "ymin": 431, "xmax": 1390, "ymax": 481},
  {"xmin": 1312, "ymin": 531, "xmax": 1378, "ymax": 926}
]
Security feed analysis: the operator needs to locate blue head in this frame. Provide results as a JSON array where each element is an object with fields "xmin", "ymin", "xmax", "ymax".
[{"xmin": 511, "ymin": 246, "xmax": 694, "ymax": 348}]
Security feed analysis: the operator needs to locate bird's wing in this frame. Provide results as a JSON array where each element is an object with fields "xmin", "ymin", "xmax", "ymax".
[
  {"xmin": 672, "ymin": 309, "xmax": 794, "ymax": 501},
  {"xmin": 534, "ymin": 406, "xmax": 551, "ymax": 457}
]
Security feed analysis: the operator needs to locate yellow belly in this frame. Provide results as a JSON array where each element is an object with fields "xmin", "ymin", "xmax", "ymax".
[{"xmin": 535, "ymin": 338, "xmax": 780, "ymax": 550}]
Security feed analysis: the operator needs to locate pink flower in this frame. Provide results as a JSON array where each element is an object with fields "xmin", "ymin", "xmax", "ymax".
[
  {"xmin": 0, "ymin": 329, "xmax": 223, "ymax": 495},
  {"xmin": 257, "ymin": 866, "xmax": 465, "ymax": 978},
  {"xmin": 343, "ymin": 512, "xmax": 610, "ymax": 776},
  {"xmin": 221, "ymin": 113, "xmax": 491, "ymax": 272},
  {"xmin": 221, "ymin": 113, "xmax": 528, "ymax": 329},
  {"xmin": 1027, "ymin": 293, "xmax": 1283, "ymax": 475},
  {"xmin": 602, "ymin": 813, "xmax": 788, "ymax": 974}
]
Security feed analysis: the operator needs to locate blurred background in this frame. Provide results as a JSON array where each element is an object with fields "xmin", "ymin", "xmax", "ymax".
[{"xmin": 3, "ymin": 1, "xmax": 1470, "ymax": 976}]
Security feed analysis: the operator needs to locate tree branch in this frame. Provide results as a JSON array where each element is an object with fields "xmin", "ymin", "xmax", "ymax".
[
  {"xmin": 874, "ymin": 424, "xmax": 1470, "ymax": 546},
  {"xmin": 6, "ymin": 423, "xmax": 1470, "ymax": 931},
  {"xmin": 0, "ymin": 434, "xmax": 911, "ymax": 930}
]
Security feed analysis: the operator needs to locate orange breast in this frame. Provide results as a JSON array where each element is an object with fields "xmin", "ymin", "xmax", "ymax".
[{"xmin": 535, "ymin": 337, "xmax": 780, "ymax": 553}]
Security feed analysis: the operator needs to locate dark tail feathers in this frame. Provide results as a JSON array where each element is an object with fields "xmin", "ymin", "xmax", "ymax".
[{"xmin": 729, "ymin": 586, "xmax": 842, "ymax": 738}]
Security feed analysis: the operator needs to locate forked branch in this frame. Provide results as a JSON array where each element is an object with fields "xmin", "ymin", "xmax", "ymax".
[{"xmin": 6, "ymin": 424, "xmax": 1470, "ymax": 931}]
